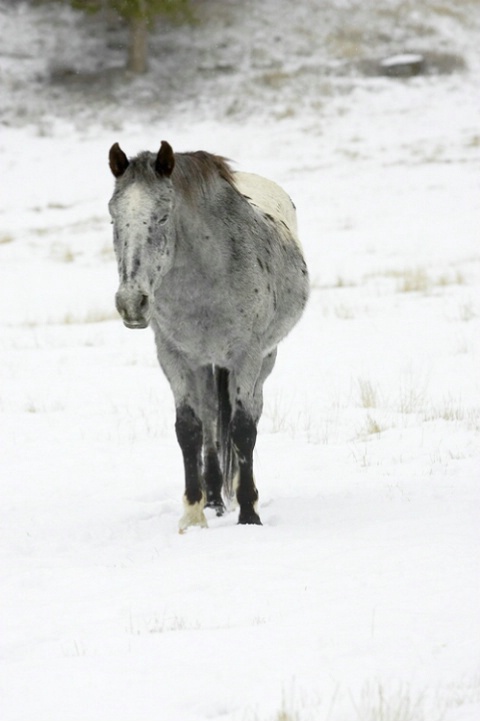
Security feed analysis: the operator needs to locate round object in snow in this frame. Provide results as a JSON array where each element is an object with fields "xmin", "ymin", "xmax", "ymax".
[{"xmin": 379, "ymin": 53, "xmax": 425, "ymax": 77}]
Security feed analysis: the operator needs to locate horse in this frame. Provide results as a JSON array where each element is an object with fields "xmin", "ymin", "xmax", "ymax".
[{"xmin": 108, "ymin": 140, "xmax": 309, "ymax": 531}]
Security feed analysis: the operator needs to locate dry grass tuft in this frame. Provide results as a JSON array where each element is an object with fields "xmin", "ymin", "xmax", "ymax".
[
  {"xmin": 397, "ymin": 268, "xmax": 430, "ymax": 294},
  {"xmin": 358, "ymin": 378, "xmax": 379, "ymax": 408},
  {"xmin": 363, "ymin": 414, "xmax": 384, "ymax": 436}
]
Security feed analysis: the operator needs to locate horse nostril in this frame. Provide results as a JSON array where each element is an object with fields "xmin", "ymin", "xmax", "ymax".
[{"xmin": 140, "ymin": 295, "xmax": 149, "ymax": 312}]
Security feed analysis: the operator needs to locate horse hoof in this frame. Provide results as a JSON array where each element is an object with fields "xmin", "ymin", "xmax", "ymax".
[
  {"xmin": 205, "ymin": 499, "xmax": 226, "ymax": 516},
  {"xmin": 179, "ymin": 496, "xmax": 208, "ymax": 532},
  {"xmin": 238, "ymin": 510, "xmax": 262, "ymax": 525}
]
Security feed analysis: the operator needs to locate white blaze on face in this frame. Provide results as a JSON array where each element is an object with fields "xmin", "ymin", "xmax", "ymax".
[
  {"xmin": 117, "ymin": 183, "xmax": 156, "ymax": 276},
  {"xmin": 234, "ymin": 172, "xmax": 301, "ymax": 248},
  {"xmin": 120, "ymin": 183, "xmax": 155, "ymax": 230}
]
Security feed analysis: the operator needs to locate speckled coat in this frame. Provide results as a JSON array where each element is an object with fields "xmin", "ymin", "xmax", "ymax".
[{"xmin": 108, "ymin": 141, "xmax": 309, "ymax": 531}]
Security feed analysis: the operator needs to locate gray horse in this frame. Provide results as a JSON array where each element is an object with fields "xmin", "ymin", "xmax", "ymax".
[{"xmin": 108, "ymin": 141, "xmax": 309, "ymax": 531}]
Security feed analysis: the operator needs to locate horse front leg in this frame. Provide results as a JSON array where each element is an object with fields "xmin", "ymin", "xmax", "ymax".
[
  {"xmin": 153, "ymin": 331, "xmax": 207, "ymax": 532},
  {"xmin": 176, "ymin": 403, "xmax": 207, "ymax": 532},
  {"xmin": 229, "ymin": 356, "xmax": 263, "ymax": 526},
  {"xmin": 231, "ymin": 349, "xmax": 277, "ymax": 525},
  {"xmin": 231, "ymin": 405, "xmax": 261, "ymax": 524}
]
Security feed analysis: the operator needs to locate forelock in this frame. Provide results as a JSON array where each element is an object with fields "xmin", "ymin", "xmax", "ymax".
[{"xmin": 117, "ymin": 151, "xmax": 158, "ymax": 186}]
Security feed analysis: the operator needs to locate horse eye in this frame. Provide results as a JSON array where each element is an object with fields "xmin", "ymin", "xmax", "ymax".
[{"xmin": 159, "ymin": 214, "xmax": 168, "ymax": 225}]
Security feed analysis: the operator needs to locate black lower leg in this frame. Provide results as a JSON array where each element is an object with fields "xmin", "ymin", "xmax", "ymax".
[
  {"xmin": 231, "ymin": 407, "xmax": 261, "ymax": 525},
  {"xmin": 204, "ymin": 448, "xmax": 225, "ymax": 515},
  {"xmin": 175, "ymin": 405, "xmax": 203, "ymax": 505}
]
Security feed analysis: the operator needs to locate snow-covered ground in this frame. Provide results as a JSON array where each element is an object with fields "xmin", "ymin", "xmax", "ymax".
[{"xmin": 1, "ymin": 2, "xmax": 479, "ymax": 719}]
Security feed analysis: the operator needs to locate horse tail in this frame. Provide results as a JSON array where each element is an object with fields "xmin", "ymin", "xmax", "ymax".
[{"xmin": 215, "ymin": 366, "xmax": 236, "ymax": 501}]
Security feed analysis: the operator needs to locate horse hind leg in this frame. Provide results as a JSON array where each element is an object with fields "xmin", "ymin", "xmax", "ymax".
[
  {"xmin": 204, "ymin": 446, "xmax": 225, "ymax": 515},
  {"xmin": 199, "ymin": 366, "xmax": 226, "ymax": 516}
]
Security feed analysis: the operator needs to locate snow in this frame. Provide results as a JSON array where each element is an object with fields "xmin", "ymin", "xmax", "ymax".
[
  {"xmin": 1, "ymin": 1, "xmax": 480, "ymax": 720},
  {"xmin": 380, "ymin": 53, "xmax": 424, "ymax": 67}
]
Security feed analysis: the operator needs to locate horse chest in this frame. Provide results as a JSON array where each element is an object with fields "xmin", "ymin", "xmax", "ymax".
[{"xmin": 153, "ymin": 277, "xmax": 255, "ymax": 362}]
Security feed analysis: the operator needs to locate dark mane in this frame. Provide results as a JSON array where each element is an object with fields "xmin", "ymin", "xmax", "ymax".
[
  {"xmin": 119, "ymin": 149, "xmax": 236, "ymax": 205},
  {"xmin": 172, "ymin": 151, "xmax": 236, "ymax": 201}
]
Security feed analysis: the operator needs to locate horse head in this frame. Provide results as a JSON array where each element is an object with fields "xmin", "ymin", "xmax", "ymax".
[{"xmin": 108, "ymin": 141, "xmax": 176, "ymax": 329}]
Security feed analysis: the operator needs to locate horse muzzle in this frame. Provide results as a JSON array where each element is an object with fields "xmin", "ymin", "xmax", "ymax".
[
  {"xmin": 115, "ymin": 288, "xmax": 151, "ymax": 329},
  {"xmin": 123, "ymin": 318, "xmax": 149, "ymax": 330}
]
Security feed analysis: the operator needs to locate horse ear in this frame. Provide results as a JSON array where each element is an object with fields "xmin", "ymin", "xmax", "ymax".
[
  {"xmin": 109, "ymin": 143, "xmax": 129, "ymax": 178},
  {"xmin": 155, "ymin": 140, "xmax": 175, "ymax": 177}
]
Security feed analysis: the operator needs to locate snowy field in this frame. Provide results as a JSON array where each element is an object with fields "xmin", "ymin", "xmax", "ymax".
[{"xmin": 1, "ymin": 2, "xmax": 480, "ymax": 720}]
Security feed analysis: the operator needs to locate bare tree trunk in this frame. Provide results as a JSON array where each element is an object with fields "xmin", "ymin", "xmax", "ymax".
[{"xmin": 127, "ymin": 14, "xmax": 149, "ymax": 74}]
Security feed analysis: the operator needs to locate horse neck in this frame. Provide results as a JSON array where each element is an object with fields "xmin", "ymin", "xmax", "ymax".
[{"xmin": 172, "ymin": 182, "xmax": 236, "ymax": 265}]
